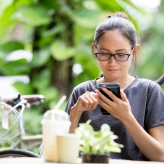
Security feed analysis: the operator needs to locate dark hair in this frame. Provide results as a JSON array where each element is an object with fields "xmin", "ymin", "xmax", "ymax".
[{"xmin": 93, "ymin": 12, "xmax": 137, "ymax": 49}]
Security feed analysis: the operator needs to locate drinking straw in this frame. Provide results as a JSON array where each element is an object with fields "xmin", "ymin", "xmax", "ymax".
[
  {"xmin": 51, "ymin": 95, "xmax": 67, "ymax": 120},
  {"xmin": 53, "ymin": 95, "xmax": 66, "ymax": 111}
]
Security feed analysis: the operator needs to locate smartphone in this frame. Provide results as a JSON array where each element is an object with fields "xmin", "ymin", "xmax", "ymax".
[{"xmin": 97, "ymin": 83, "xmax": 121, "ymax": 115}]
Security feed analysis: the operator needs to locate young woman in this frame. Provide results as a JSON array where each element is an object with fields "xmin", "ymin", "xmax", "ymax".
[{"xmin": 65, "ymin": 12, "xmax": 164, "ymax": 161}]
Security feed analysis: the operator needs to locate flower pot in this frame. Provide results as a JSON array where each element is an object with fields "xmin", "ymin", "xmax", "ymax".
[{"xmin": 82, "ymin": 154, "xmax": 109, "ymax": 163}]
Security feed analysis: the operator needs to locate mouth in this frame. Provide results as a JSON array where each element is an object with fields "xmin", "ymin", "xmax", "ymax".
[{"xmin": 107, "ymin": 69, "xmax": 119, "ymax": 73}]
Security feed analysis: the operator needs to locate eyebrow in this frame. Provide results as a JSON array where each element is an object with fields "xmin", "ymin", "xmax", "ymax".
[{"xmin": 98, "ymin": 48, "xmax": 128, "ymax": 52}]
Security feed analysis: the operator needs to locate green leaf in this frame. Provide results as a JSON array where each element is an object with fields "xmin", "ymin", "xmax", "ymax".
[
  {"xmin": 32, "ymin": 69, "xmax": 51, "ymax": 90},
  {"xmin": 14, "ymin": 4, "xmax": 51, "ymax": 26},
  {"xmin": 41, "ymin": 24, "xmax": 66, "ymax": 38},
  {"xmin": 40, "ymin": 0, "xmax": 61, "ymax": 11},
  {"xmin": 0, "ymin": 41, "xmax": 24, "ymax": 57},
  {"xmin": 0, "ymin": 0, "xmax": 13, "ymax": 18},
  {"xmin": 13, "ymin": 81, "xmax": 33, "ymax": 94},
  {"xmin": 95, "ymin": 0, "xmax": 123, "ymax": 12},
  {"xmin": 50, "ymin": 40, "xmax": 75, "ymax": 61},
  {"xmin": 0, "ymin": 59, "xmax": 30, "ymax": 75},
  {"xmin": 73, "ymin": 8, "xmax": 103, "ymax": 29},
  {"xmin": 31, "ymin": 48, "xmax": 50, "ymax": 67},
  {"xmin": 40, "ymin": 86, "xmax": 58, "ymax": 101}
]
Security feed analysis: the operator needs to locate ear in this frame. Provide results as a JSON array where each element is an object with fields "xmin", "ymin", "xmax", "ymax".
[
  {"xmin": 92, "ymin": 43, "xmax": 96, "ymax": 52},
  {"xmin": 132, "ymin": 44, "xmax": 140, "ymax": 59}
]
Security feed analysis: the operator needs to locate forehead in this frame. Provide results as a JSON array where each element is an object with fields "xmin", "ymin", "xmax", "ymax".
[{"xmin": 97, "ymin": 30, "xmax": 131, "ymax": 50}]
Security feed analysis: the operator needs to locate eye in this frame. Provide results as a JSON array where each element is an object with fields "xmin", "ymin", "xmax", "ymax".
[
  {"xmin": 116, "ymin": 54, "xmax": 127, "ymax": 57},
  {"xmin": 117, "ymin": 54, "xmax": 126, "ymax": 56}
]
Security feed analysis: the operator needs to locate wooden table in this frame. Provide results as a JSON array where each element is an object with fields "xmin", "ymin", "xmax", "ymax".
[{"xmin": 0, "ymin": 157, "xmax": 162, "ymax": 164}]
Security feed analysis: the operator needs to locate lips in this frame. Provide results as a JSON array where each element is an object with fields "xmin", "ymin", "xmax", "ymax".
[{"xmin": 107, "ymin": 69, "xmax": 119, "ymax": 73}]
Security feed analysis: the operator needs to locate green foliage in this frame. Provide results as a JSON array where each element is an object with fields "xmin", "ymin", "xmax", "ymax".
[
  {"xmin": 135, "ymin": 0, "xmax": 164, "ymax": 86},
  {"xmin": 0, "ymin": 0, "xmax": 143, "ymax": 106},
  {"xmin": 0, "ymin": 41, "xmax": 24, "ymax": 56},
  {"xmin": 75, "ymin": 120, "xmax": 123, "ymax": 155},
  {"xmin": 31, "ymin": 47, "xmax": 50, "ymax": 67},
  {"xmin": 15, "ymin": 4, "xmax": 51, "ymax": 26},
  {"xmin": 50, "ymin": 40, "xmax": 76, "ymax": 61},
  {"xmin": 12, "ymin": 82, "xmax": 33, "ymax": 94},
  {"xmin": 1, "ymin": 59, "xmax": 29, "ymax": 75},
  {"xmin": 23, "ymin": 108, "xmax": 43, "ymax": 135}
]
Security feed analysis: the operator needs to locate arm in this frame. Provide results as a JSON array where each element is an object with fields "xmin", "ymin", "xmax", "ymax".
[
  {"xmin": 123, "ymin": 116, "xmax": 164, "ymax": 161},
  {"xmin": 69, "ymin": 91, "xmax": 98, "ymax": 133},
  {"xmin": 69, "ymin": 105, "xmax": 83, "ymax": 133},
  {"xmin": 96, "ymin": 88, "xmax": 164, "ymax": 161}
]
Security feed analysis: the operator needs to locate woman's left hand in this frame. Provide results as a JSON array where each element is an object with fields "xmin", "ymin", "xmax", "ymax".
[{"xmin": 96, "ymin": 88, "xmax": 132, "ymax": 121}]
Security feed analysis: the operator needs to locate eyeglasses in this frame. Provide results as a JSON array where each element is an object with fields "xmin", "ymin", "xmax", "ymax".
[{"xmin": 94, "ymin": 48, "xmax": 135, "ymax": 62}]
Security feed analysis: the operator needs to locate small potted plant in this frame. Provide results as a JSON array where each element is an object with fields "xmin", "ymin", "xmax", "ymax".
[{"xmin": 75, "ymin": 120, "xmax": 123, "ymax": 163}]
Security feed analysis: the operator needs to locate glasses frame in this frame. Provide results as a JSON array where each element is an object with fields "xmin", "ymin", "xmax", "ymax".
[{"xmin": 94, "ymin": 47, "xmax": 135, "ymax": 62}]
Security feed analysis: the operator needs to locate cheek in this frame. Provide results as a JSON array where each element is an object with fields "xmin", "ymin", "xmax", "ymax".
[
  {"xmin": 97, "ymin": 60, "xmax": 132, "ymax": 71},
  {"xmin": 98, "ymin": 61, "xmax": 106, "ymax": 70},
  {"xmin": 125, "ymin": 58, "xmax": 133, "ymax": 70},
  {"xmin": 116, "ymin": 61, "xmax": 132, "ymax": 72}
]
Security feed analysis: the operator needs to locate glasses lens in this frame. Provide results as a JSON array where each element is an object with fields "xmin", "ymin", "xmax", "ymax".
[
  {"xmin": 115, "ymin": 54, "xmax": 128, "ymax": 61},
  {"xmin": 97, "ymin": 53, "xmax": 110, "ymax": 60}
]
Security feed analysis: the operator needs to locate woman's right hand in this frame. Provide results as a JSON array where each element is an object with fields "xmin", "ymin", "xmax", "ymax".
[
  {"xmin": 74, "ymin": 91, "xmax": 99, "ymax": 112},
  {"xmin": 69, "ymin": 91, "xmax": 98, "ymax": 133}
]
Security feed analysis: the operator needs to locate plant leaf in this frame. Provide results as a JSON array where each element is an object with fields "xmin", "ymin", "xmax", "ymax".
[
  {"xmin": 50, "ymin": 40, "xmax": 76, "ymax": 61},
  {"xmin": 14, "ymin": 4, "xmax": 51, "ymax": 26}
]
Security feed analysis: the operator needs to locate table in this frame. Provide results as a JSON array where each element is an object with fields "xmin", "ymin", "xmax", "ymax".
[{"xmin": 0, "ymin": 157, "xmax": 162, "ymax": 164}]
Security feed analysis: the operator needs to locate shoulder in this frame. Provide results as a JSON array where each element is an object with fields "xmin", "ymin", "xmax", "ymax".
[
  {"xmin": 135, "ymin": 77, "xmax": 162, "ymax": 91},
  {"xmin": 125, "ymin": 76, "xmax": 164, "ymax": 98},
  {"xmin": 129, "ymin": 77, "xmax": 164, "ymax": 99},
  {"xmin": 130, "ymin": 76, "xmax": 160, "ymax": 89}
]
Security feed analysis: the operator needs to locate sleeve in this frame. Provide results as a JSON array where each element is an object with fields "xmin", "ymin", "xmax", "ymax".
[
  {"xmin": 146, "ymin": 82, "xmax": 164, "ymax": 129},
  {"xmin": 65, "ymin": 88, "xmax": 79, "ymax": 115}
]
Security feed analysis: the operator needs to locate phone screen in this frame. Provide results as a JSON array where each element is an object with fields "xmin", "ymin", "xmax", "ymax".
[{"xmin": 98, "ymin": 83, "xmax": 121, "ymax": 115}]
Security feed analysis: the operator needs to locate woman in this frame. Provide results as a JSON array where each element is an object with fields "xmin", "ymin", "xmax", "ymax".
[{"xmin": 65, "ymin": 12, "xmax": 164, "ymax": 161}]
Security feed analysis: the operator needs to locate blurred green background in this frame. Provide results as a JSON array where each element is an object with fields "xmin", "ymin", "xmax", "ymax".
[{"xmin": 0, "ymin": 0, "xmax": 163, "ymax": 154}]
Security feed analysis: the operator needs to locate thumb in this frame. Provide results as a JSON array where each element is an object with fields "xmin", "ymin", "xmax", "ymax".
[{"xmin": 120, "ymin": 90, "xmax": 128, "ymax": 103}]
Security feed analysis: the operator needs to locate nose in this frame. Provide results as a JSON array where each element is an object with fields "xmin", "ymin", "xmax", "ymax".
[{"xmin": 108, "ymin": 56, "xmax": 117, "ymax": 65}]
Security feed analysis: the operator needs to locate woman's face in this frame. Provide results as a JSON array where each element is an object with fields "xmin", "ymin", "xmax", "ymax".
[{"xmin": 93, "ymin": 30, "xmax": 138, "ymax": 82}]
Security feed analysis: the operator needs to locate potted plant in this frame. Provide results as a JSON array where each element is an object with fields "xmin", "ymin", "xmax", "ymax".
[{"xmin": 75, "ymin": 120, "xmax": 123, "ymax": 163}]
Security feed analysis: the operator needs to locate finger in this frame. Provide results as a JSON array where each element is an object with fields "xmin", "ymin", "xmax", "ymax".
[
  {"xmin": 84, "ymin": 92, "xmax": 98, "ymax": 104},
  {"xmin": 88, "ymin": 92, "xmax": 99, "ymax": 102},
  {"xmin": 95, "ymin": 89, "xmax": 110, "ymax": 103},
  {"xmin": 82, "ymin": 92, "xmax": 98, "ymax": 109},
  {"xmin": 78, "ymin": 95, "xmax": 89, "ymax": 104},
  {"xmin": 77, "ymin": 96, "xmax": 90, "ymax": 110},
  {"xmin": 96, "ymin": 90, "xmax": 113, "ymax": 112},
  {"xmin": 98, "ymin": 97, "xmax": 112, "ymax": 113},
  {"xmin": 87, "ymin": 92, "xmax": 99, "ymax": 109},
  {"xmin": 90, "ymin": 96, "xmax": 99, "ymax": 109},
  {"xmin": 102, "ymin": 88, "xmax": 119, "ymax": 102},
  {"xmin": 120, "ymin": 90, "xmax": 129, "ymax": 103}
]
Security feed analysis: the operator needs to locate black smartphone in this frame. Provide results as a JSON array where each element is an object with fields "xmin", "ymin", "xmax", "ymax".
[{"xmin": 97, "ymin": 83, "xmax": 121, "ymax": 115}]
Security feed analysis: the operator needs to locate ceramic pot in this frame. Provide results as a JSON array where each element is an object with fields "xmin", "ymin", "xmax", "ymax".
[{"xmin": 82, "ymin": 154, "xmax": 109, "ymax": 163}]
